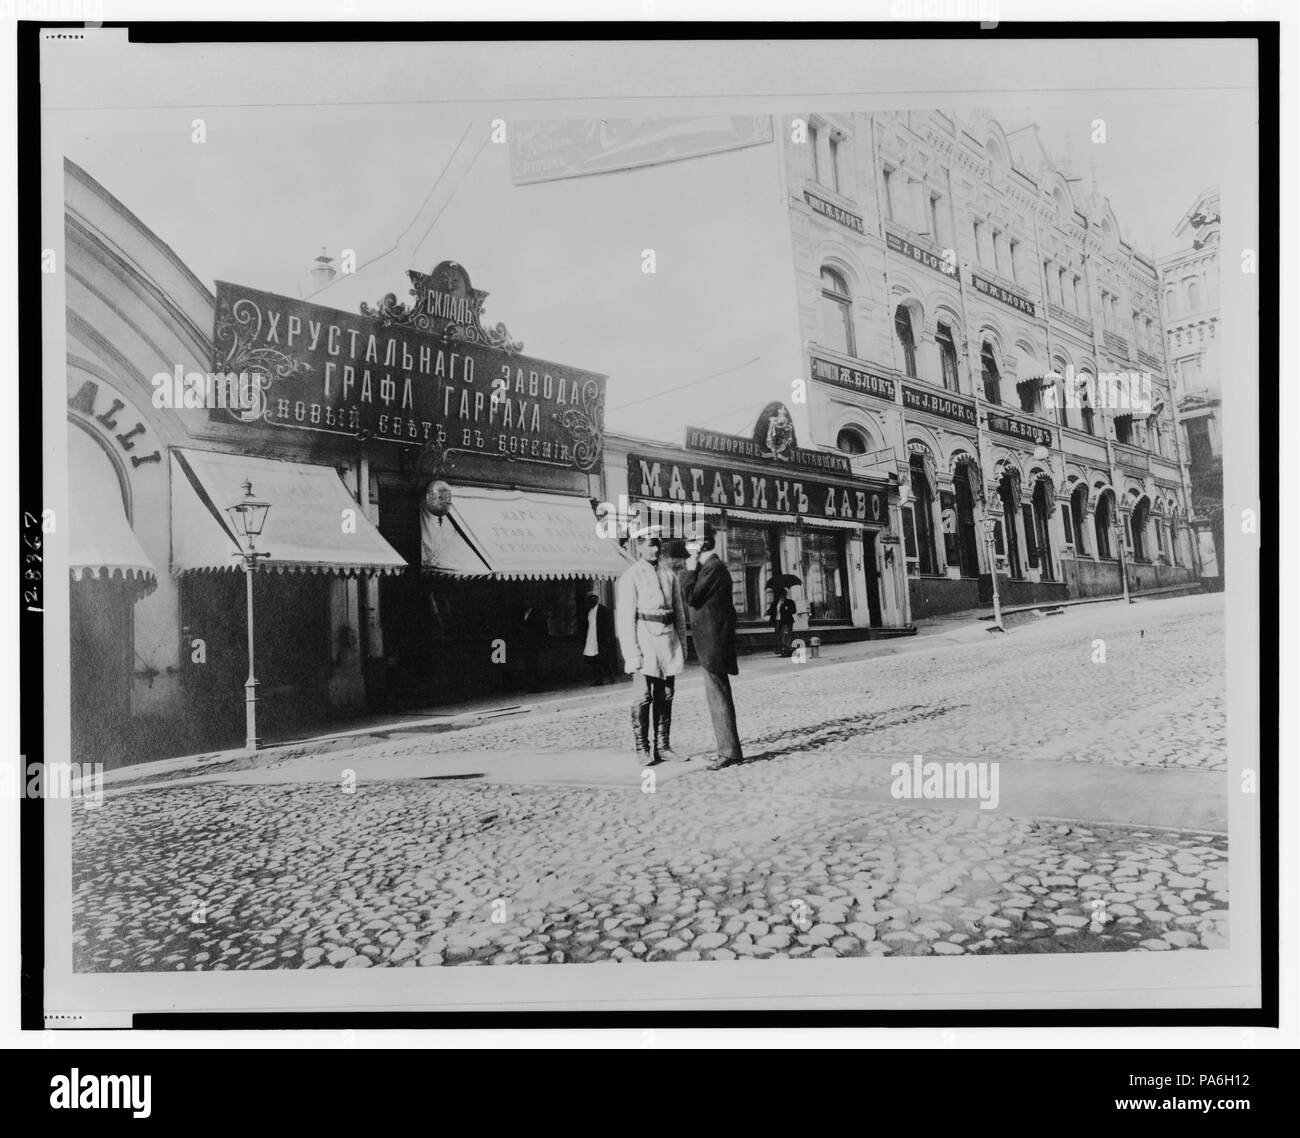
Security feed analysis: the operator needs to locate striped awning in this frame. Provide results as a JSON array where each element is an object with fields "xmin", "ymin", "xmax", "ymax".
[
  {"xmin": 421, "ymin": 487, "xmax": 631, "ymax": 580},
  {"xmin": 170, "ymin": 449, "xmax": 406, "ymax": 577},
  {"xmin": 800, "ymin": 515, "xmax": 866, "ymax": 531}
]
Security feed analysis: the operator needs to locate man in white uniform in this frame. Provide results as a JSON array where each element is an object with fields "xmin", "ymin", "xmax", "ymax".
[{"xmin": 615, "ymin": 525, "xmax": 687, "ymax": 764}]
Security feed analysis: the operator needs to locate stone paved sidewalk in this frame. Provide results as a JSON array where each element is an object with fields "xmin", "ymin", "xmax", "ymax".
[{"xmin": 71, "ymin": 593, "xmax": 1230, "ymax": 970}]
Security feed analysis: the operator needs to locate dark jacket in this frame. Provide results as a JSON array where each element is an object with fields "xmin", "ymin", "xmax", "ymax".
[
  {"xmin": 683, "ymin": 556, "xmax": 739, "ymax": 676},
  {"xmin": 767, "ymin": 597, "xmax": 796, "ymax": 628}
]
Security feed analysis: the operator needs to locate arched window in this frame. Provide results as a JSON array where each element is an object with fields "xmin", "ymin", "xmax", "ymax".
[
  {"xmin": 980, "ymin": 342, "xmax": 1001, "ymax": 405},
  {"xmin": 1031, "ymin": 478, "xmax": 1054, "ymax": 580},
  {"xmin": 908, "ymin": 453, "xmax": 938, "ymax": 576},
  {"xmin": 1051, "ymin": 357, "xmax": 1070, "ymax": 428},
  {"xmin": 1094, "ymin": 491, "xmax": 1113, "ymax": 559},
  {"xmin": 987, "ymin": 136, "xmax": 1009, "ymax": 181},
  {"xmin": 1070, "ymin": 483, "xmax": 1089, "ymax": 551},
  {"xmin": 894, "ymin": 305, "xmax": 917, "ymax": 378},
  {"xmin": 952, "ymin": 459, "xmax": 981, "ymax": 577},
  {"xmin": 1078, "ymin": 373, "xmax": 1096, "ymax": 436},
  {"xmin": 836, "ymin": 427, "xmax": 867, "ymax": 455},
  {"xmin": 1131, "ymin": 497, "xmax": 1150, "ymax": 562},
  {"xmin": 937, "ymin": 322, "xmax": 960, "ymax": 391},
  {"xmin": 1164, "ymin": 287, "xmax": 1179, "ymax": 318},
  {"xmin": 1187, "ymin": 279, "xmax": 1203, "ymax": 311},
  {"xmin": 819, "ymin": 267, "xmax": 855, "ymax": 357},
  {"xmin": 997, "ymin": 471, "xmax": 1022, "ymax": 579}
]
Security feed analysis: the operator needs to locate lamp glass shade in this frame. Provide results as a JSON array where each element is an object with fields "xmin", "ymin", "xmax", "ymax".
[{"xmin": 226, "ymin": 479, "xmax": 270, "ymax": 540}]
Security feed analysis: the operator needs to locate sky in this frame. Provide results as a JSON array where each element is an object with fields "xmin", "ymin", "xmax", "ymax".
[{"xmin": 53, "ymin": 40, "xmax": 1244, "ymax": 442}]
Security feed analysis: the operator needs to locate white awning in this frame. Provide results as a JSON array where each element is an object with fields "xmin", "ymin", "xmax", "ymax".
[
  {"xmin": 69, "ymin": 427, "xmax": 158, "ymax": 596},
  {"xmin": 170, "ymin": 449, "xmax": 406, "ymax": 577},
  {"xmin": 422, "ymin": 487, "xmax": 631, "ymax": 580},
  {"xmin": 801, "ymin": 515, "xmax": 867, "ymax": 531}
]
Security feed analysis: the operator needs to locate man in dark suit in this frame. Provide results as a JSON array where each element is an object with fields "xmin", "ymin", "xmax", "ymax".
[{"xmin": 682, "ymin": 524, "xmax": 744, "ymax": 770}]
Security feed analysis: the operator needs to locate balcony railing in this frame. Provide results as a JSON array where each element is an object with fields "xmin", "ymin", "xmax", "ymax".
[
  {"xmin": 1047, "ymin": 302, "xmax": 1093, "ymax": 336},
  {"xmin": 1102, "ymin": 330, "xmax": 1130, "ymax": 358}
]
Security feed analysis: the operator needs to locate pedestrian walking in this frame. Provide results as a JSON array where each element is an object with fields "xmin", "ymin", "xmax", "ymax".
[
  {"xmin": 767, "ymin": 585, "xmax": 797, "ymax": 656},
  {"xmin": 615, "ymin": 524, "xmax": 687, "ymax": 764},
  {"xmin": 581, "ymin": 591, "xmax": 618, "ymax": 685},
  {"xmin": 682, "ymin": 524, "xmax": 744, "ymax": 770}
]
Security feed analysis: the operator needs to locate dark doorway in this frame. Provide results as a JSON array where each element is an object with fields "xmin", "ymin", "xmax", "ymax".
[
  {"xmin": 862, "ymin": 529, "xmax": 883, "ymax": 628},
  {"xmin": 1032, "ymin": 480, "xmax": 1054, "ymax": 580},
  {"xmin": 998, "ymin": 476, "xmax": 1023, "ymax": 579},
  {"xmin": 954, "ymin": 470, "xmax": 981, "ymax": 578}
]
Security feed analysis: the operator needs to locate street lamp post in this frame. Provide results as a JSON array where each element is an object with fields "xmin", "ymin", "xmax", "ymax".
[
  {"xmin": 226, "ymin": 479, "xmax": 272, "ymax": 750},
  {"xmin": 981, "ymin": 514, "xmax": 1006, "ymax": 634}
]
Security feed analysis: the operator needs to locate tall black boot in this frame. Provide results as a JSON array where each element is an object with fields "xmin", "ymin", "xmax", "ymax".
[
  {"xmin": 653, "ymin": 692, "xmax": 683, "ymax": 763},
  {"xmin": 631, "ymin": 703, "xmax": 653, "ymax": 762}
]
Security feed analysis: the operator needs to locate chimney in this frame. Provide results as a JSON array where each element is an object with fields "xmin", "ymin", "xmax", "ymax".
[{"xmin": 309, "ymin": 247, "xmax": 336, "ymax": 291}]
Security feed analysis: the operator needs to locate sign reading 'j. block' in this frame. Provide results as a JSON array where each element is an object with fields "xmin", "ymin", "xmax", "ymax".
[{"xmin": 210, "ymin": 280, "xmax": 607, "ymax": 472}]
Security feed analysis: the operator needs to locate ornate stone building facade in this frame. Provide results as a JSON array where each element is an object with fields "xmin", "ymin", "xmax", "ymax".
[
  {"xmin": 780, "ymin": 110, "xmax": 1199, "ymax": 617},
  {"xmin": 1159, "ymin": 186, "xmax": 1222, "ymax": 583}
]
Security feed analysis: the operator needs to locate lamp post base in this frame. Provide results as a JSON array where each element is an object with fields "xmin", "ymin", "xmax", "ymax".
[{"xmin": 244, "ymin": 678, "xmax": 261, "ymax": 751}]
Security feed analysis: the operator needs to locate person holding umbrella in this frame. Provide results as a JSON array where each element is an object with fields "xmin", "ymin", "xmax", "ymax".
[
  {"xmin": 683, "ymin": 523, "xmax": 744, "ymax": 770},
  {"xmin": 767, "ymin": 574, "xmax": 800, "ymax": 657}
]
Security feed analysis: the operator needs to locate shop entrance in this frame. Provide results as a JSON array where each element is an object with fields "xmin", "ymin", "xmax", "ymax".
[
  {"xmin": 180, "ymin": 571, "xmax": 331, "ymax": 748},
  {"xmin": 861, "ymin": 529, "xmax": 883, "ymax": 628}
]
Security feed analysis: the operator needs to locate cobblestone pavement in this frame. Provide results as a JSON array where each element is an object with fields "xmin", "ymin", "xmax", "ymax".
[{"xmin": 72, "ymin": 594, "xmax": 1229, "ymax": 970}]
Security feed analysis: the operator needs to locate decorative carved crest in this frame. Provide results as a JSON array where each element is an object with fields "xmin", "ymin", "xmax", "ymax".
[{"xmin": 361, "ymin": 260, "xmax": 524, "ymax": 355}]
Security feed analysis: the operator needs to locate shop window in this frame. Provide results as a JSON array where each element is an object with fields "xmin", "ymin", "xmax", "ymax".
[
  {"xmin": 909, "ymin": 455, "xmax": 938, "ymax": 576},
  {"xmin": 1131, "ymin": 499, "xmax": 1150, "ymax": 562},
  {"xmin": 1070, "ymin": 484, "xmax": 1089, "ymax": 550},
  {"xmin": 1031, "ymin": 481, "xmax": 1053, "ymax": 579},
  {"xmin": 1094, "ymin": 493, "xmax": 1113, "ymax": 559},
  {"xmin": 953, "ymin": 465, "xmax": 981, "ymax": 577},
  {"xmin": 901, "ymin": 506, "xmax": 918, "ymax": 568},
  {"xmin": 998, "ymin": 477, "xmax": 1022, "ymax": 578},
  {"xmin": 1061, "ymin": 503, "xmax": 1073, "ymax": 549},
  {"xmin": 1021, "ymin": 503, "xmax": 1039, "ymax": 570},
  {"xmin": 937, "ymin": 323, "xmax": 960, "ymax": 391},
  {"xmin": 802, "ymin": 529, "xmax": 850, "ymax": 621},
  {"xmin": 980, "ymin": 343, "xmax": 1001, "ymax": 405},
  {"xmin": 894, "ymin": 306, "xmax": 917, "ymax": 378},
  {"xmin": 723, "ymin": 522, "xmax": 778, "ymax": 621},
  {"xmin": 819, "ymin": 267, "xmax": 856, "ymax": 357},
  {"xmin": 836, "ymin": 427, "xmax": 867, "ymax": 455}
]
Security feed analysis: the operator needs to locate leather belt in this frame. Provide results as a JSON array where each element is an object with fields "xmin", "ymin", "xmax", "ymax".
[{"xmin": 636, "ymin": 610, "xmax": 673, "ymax": 624}]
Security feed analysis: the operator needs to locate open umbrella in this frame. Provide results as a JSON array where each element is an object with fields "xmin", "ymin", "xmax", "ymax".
[{"xmin": 771, "ymin": 573, "xmax": 802, "ymax": 589}]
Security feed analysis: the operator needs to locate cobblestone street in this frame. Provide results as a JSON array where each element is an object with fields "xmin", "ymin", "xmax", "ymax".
[{"xmin": 72, "ymin": 593, "xmax": 1229, "ymax": 971}]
